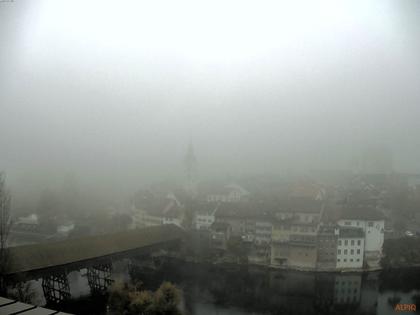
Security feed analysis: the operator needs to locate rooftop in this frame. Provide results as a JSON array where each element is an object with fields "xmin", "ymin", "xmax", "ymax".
[
  {"xmin": 6, "ymin": 225, "xmax": 184, "ymax": 275},
  {"xmin": 339, "ymin": 227, "xmax": 364, "ymax": 239},
  {"xmin": 215, "ymin": 202, "xmax": 274, "ymax": 220},
  {"xmin": 339, "ymin": 206, "xmax": 385, "ymax": 221},
  {"xmin": 210, "ymin": 221, "xmax": 231, "ymax": 233}
]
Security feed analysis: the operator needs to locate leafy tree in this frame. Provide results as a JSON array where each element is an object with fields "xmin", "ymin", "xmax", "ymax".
[
  {"xmin": 152, "ymin": 282, "xmax": 182, "ymax": 315},
  {"xmin": 108, "ymin": 281, "xmax": 182, "ymax": 315},
  {"xmin": 128, "ymin": 290, "xmax": 154, "ymax": 314},
  {"xmin": 108, "ymin": 280, "xmax": 131, "ymax": 312}
]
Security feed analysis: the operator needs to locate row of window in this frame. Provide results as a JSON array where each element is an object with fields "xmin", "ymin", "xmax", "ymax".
[
  {"xmin": 197, "ymin": 218, "xmax": 212, "ymax": 223},
  {"xmin": 338, "ymin": 249, "xmax": 361, "ymax": 255},
  {"xmin": 344, "ymin": 220, "xmax": 374, "ymax": 227},
  {"xmin": 337, "ymin": 258, "xmax": 360, "ymax": 263},
  {"xmin": 336, "ymin": 288, "xmax": 358, "ymax": 294},
  {"xmin": 335, "ymin": 280, "xmax": 359, "ymax": 286},
  {"xmin": 338, "ymin": 239, "xmax": 362, "ymax": 246},
  {"xmin": 276, "ymin": 225, "xmax": 317, "ymax": 232}
]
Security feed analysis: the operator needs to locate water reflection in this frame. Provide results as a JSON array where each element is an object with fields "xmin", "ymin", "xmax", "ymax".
[{"xmin": 8, "ymin": 259, "xmax": 420, "ymax": 315}]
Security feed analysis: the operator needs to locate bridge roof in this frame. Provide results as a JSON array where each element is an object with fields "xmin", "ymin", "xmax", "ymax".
[{"xmin": 6, "ymin": 224, "xmax": 184, "ymax": 275}]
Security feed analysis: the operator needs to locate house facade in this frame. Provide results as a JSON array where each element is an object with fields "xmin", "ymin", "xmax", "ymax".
[
  {"xmin": 316, "ymin": 225, "xmax": 338, "ymax": 270},
  {"xmin": 193, "ymin": 203, "xmax": 219, "ymax": 230},
  {"xmin": 337, "ymin": 207, "xmax": 384, "ymax": 268},
  {"xmin": 336, "ymin": 227, "xmax": 365, "ymax": 269}
]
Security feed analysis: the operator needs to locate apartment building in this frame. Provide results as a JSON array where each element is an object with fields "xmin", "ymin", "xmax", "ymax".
[
  {"xmin": 336, "ymin": 227, "xmax": 365, "ymax": 269},
  {"xmin": 337, "ymin": 206, "xmax": 384, "ymax": 268}
]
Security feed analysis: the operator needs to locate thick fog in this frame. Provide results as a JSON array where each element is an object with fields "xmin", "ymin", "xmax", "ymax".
[{"xmin": 1, "ymin": 0, "xmax": 420, "ymax": 203}]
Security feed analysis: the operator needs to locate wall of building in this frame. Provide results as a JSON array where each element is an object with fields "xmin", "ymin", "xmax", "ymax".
[
  {"xmin": 316, "ymin": 234, "xmax": 338, "ymax": 269},
  {"xmin": 194, "ymin": 213, "xmax": 215, "ymax": 230},
  {"xmin": 288, "ymin": 244, "xmax": 317, "ymax": 269},
  {"xmin": 255, "ymin": 221, "xmax": 272, "ymax": 244},
  {"xmin": 337, "ymin": 219, "xmax": 384, "ymax": 268},
  {"xmin": 337, "ymin": 219, "xmax": 384, "ymax": 253},
  {"xmin": 336, "ymin": 237, "xmax": 364, "ymax": 269},
  {"xmin": 270, "ymin": 242, "xmax": 289, "ymax": 266}
]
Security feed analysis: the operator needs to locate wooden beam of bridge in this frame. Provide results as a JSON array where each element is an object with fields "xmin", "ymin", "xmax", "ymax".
[{"xmin": 6, "ymin": 224, "xmax": 185, "ymax": 276}]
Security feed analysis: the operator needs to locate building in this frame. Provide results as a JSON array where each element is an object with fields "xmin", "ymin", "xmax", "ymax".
[
  {"xmin": 209, "ymin": 221, "xmax": 231, "ymax": 251},
  {"xmin": 270, "ymin": 240, "xmax": 318, "ymax": 269},
  {"xmin": 270, "ymin": 198, "xmax": 324, "ymax": 269},
  {"xmin": 193, "ymin": 202, "xmax": 219, "ymax": 230},
  {"xmin": 336, "ymin": 227, "xmax": 364, "ymax": 269},
  {"xmin": 214, "ymin": 202, "xmax": 273, "ymax": 243},
  {"xmin": 162, "ymin": 205, "xmax": 184, "ymax": 227},
  {"xmin": 203, "ymin": 183, "xmax": 249, "ymax": 203},
  {"xmin": 274, "ymin": 197, "xmax": 325, "ymax": 224},
  {"xmin": 214, "ymin": 202, "xmax": 253, "ymax": 236},
  {"xmin": 255, "ymin": 219, "xmax": 272, "ymax": 244},
  {"xmin": 337, "ymin": 206, "xmax": 384, "ymax": 268},
  {"xmin": 316, "ymin": 225, "xmax": 338, "ymax": 270},
  {"xmin": 132, "ymin": 193, "xmax": 184, "ymax": 228}
]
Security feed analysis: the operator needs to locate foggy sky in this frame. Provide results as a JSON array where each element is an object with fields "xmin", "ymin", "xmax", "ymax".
[{"xmin": 1, "ymin": 0, "xmax": 420, "ymax": 200}]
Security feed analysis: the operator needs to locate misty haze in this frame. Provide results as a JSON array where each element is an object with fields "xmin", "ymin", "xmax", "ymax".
[{"xmin": 1, "ymin": 0, "xmax": 420, "ymax": 314}]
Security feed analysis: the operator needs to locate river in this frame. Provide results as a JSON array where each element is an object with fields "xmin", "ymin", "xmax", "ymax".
[{"xmin": 12, "ymin": 258, "xmax": 420, "ymax": 315}]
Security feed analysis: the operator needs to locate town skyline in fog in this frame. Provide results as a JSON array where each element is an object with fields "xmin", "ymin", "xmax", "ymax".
[{"xmin": 1, "ymin": 0, "xmax": 420, "ymax": 200}]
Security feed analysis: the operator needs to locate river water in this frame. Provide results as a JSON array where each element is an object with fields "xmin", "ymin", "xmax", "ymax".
[{"xmin": 15, "ymin": 258, "xmax": 420, "ymax": 315}]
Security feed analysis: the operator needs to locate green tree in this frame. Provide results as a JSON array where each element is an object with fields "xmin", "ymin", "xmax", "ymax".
[
  {"xmin": 128, "ymin": 290, "xmax": 154, "ymax": 314},
  {"xmin": 108, "ymin": 281, "xmax": 183, "ymax": 315},
  {"xmin": 108, "ymin": 280, "xmax": 131, "ymax": 312},
  {"xmin": 152, "ymin": 282, "xmax": 182, "ymax": 315}
]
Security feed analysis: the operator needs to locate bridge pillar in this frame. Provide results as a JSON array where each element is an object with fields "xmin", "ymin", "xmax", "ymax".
[
  {"xmin": 42, "ymin": 272, "xmax": 70, "ymax": 305},
  {"xmin": 87, "ymin": 262, "xmax": 113, "ymax": 294}
]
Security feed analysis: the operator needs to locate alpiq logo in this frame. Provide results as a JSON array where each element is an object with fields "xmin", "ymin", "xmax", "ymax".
[{"xmin": 394, "ymin": 304, "xmax": 416, "ymax": 312}]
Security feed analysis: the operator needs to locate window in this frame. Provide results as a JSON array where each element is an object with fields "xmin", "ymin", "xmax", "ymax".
[
  {"xmin": 345, "ymin": 221, "xmax": 351, "ymax": 226},
  {"xmin": 337, "ymin": 259, "xmax": 340, "ymax": 262},
  {"xmin": 351, "ymin": 240, "xmax": 354, "ymax": 246},
  {"xmin": 345, "ymin": 240, "xmax": 348, "ymax": 246},
  {"xmin": 357, "ymin": 240, "xmax": 361, "ymax": 246},
  {"xmin": 338, "ymin": 249, "xmax": 341, "ymax": 255},
  {"xmin": 338, "ymin": 240, "xmax": 342, "ymax": 246},
  {"xmin": 368, "ymin": 221, "xmax": 374, "ymax": 227},
  {"xmin": 350, "ymin": 259, "xmax": 353, "ymax": 262},
  {"xmin": 350, "ymin": 249, "xmax": 354, "ymax": 255},
  {"xmin": 344, "ymin": 249, "xmax": 348, "ymax": 255},
  {"xmin": 356, "ymin": 259, "xmax": 360, "ymax": 262},
  {"xmin": 344, "ymin": 259, "xmax": 347, "ymax": 262},
  {"xmin": 357, "ymin": 249, "xmax": 360, "ymax": 254}
]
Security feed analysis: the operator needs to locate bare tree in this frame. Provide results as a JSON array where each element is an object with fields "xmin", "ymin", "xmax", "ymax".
[{"xmin": 0, "ymin": 172, "xmax": 12, "ymax": 291}]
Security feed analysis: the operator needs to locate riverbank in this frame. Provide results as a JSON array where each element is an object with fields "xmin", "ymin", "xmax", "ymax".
[{"xmin": 181, "ymin": 255, "xmax": 383, "ymax": 274}]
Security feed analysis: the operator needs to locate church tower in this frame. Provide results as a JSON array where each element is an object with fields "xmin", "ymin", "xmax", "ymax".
[{"xmin": 184, "ymin": 140, "xmax": 197, "ymax": 196}]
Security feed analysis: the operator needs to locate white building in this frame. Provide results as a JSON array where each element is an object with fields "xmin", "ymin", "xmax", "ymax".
[
  {"xmin": 336, "ymin": 227, "xmax": 365, "ymax": 269},
  {"xmin": 193, "ymin": 203, "xmax": 219, "ymax": 230},
  {"xmin": 132, "ymin": 196, "xmax": 184, "ymax": 228},
  {"xmin": 205, "ymin": 183, "xmax": 249, "ymax": 203},
  {"xmin": 337, "ymin": 207, "xmax": 385, "ymax": 268}
]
